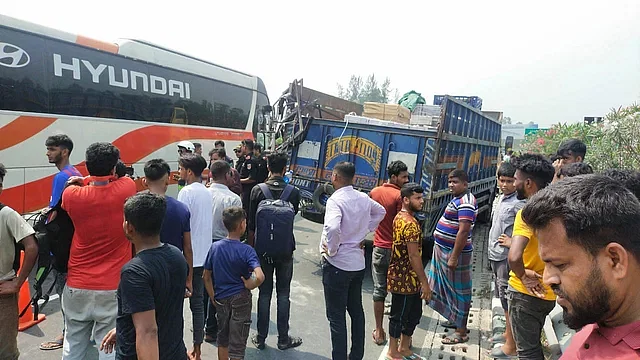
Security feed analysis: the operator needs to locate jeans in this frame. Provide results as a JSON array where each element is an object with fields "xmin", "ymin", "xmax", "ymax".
[
  {"xmin": 256, "ymin": 256, "xmax": 294, "ymax": 343},
  {"xmin": 204, "ymin": 290, "xmax": 218, "ymax": 338},
  {"xmin": 56, "ymin": 271, "xmax": 68, "ymax": 334},
  {"xmin": 189, "ymin": 267, "xmax": 205, "ymax": 345},
  {"xmin": 507, "ymin": 290, "xmax": 556, "ymax": 360},
  {"xmin": 61, "ymin": 286, "xmax": 117, "ymax": 360},
  {"xmin": 322, "ymin": 259, "xmax": 365, "ymax": 360},
  {"xmin": 204, "ymin": 239, "xmax": 220, "ymax": 338}
]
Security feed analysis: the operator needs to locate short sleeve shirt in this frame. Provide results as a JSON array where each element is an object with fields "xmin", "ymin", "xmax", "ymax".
[
  {"xmin": 239, "ymin": 155, "xmax": 258, "ymax": 186},
  {"xmin": 177, "ymin": 182, "xmax": 213, "ymax": 267},
  {"xmin": 433, "ymin": 191, "xmax": 478, "ymax": 251},
  {"xmin": 508, "ymin": 210, "xmax": 556, "ymax": 301},
  {"xmin": 203, "ymin": 239, "xmax": 260, "ymax": 300},
  {"xmin": 116, "ymin": 244, "xmax": 188, "ymax": 360},
  {"xmin": 159, "ymin": 196, "xmax": 190, "ymax": 251},
  {"xmin": 50, "ymin": 165, "xmax": 82, "ymax": 207},
  {"xmin": 387, "ymin": 211, "xmax": 422, "ymax": 295},
  {"xmin": 63, "ymin": 176, "xmax": 137, "ymax": 290},
  {"xmin": 370, "ymin": 183, "xmax": 403, "ymax": 249},
  {"xmin": 0, "ymin": 206, "xmax": 35, "ymax": 281}
]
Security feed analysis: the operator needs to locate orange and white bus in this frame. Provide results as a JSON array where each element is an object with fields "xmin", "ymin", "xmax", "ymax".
[{"xmin": 0, "ymin": 14, "xmax": 270, "ymax": 214}]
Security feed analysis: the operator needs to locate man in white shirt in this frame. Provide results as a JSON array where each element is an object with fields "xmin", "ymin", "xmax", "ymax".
[
  {"xmin": 177, "ymin": 154, "xmax": 213, "ymax": 360},
  {"xmin": 0, "ymin": 163, "xmax": 39, "ymax": 360},
  {"xmin": 320, "ymin": 161, "xmax": 386, "ymax": 360},
  {"xmin": 203, "ymin": 160, "xmax": 242, "ymax": 343}
]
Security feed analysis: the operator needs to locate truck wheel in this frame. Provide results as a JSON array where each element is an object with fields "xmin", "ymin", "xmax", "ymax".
[{"xmin": 312, "ymin": 183, "xmax": 335, "ymax": 213}]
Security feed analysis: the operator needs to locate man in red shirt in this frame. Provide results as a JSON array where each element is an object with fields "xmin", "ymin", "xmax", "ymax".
[
  {"xmin": 369, "ymin": 161, "xmax": 409, "ymax": 345},
  {"xmin": 522, "ymin": 175, "xmax": 640, "ymax": 360},
  {"xmin": 61, "ymin": 142, "xmax": 137, "ymax": 360}
]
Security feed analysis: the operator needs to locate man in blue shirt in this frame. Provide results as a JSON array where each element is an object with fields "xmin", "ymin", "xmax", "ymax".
[
  {"xmin": 40, "ymin": 134, "xmax": 81, "ymax": 352},
  {"xmin": 46, "ymin": 135, "xmax": 82, "ymax": 209},
  {"xmin": 143, "ymin": 159, "xmax": 193, "ymax": 298},
  {"xmin": 203, "ymin": 207, "xmax": 264, "ymax": 360}
]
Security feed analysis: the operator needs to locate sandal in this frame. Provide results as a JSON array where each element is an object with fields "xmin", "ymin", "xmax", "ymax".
[
  {"xmin": 372, "ymin": 329, "xmax": 387, "ymax": 345},
  {"xmin": 441, "ymin": 333, "xmax": 469, "ymax": 345},
  {"xmin": 490, "ymin": 346, "xmax": 517, "ymax": 359},
  {"xmin": 440, "ymin": 320, "xmax": 457, "ymax": 329},
  {"xmin": 490, "ymin": 333, "xmax": 506, "ymax": 344},
  {"xmin": 403, "ymin": 353, "xmax": 424, "ymax": 360},
  {"xmin": 40, "ymin": 339, "xmax": 63, "ymax": 351}
]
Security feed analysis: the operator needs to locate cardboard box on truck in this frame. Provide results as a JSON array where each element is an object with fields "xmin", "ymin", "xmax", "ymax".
[{"xmin": 362, "ymin": 102, "xmax": 411, "ymax": 124}]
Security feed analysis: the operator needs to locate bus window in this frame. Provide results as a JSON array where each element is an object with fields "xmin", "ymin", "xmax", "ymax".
[{"xmin": 171, "ymin": 107, "xmax": 188, "ymax": 124}]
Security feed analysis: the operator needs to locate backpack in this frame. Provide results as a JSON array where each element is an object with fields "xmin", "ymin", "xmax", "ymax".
[
  {"xmin": 254, "ymin": 184, "xmax": 296, "ymax": 259},
  {"xmin": 44, "ymin": 197, "xmax": 75, "ymax": 273}
]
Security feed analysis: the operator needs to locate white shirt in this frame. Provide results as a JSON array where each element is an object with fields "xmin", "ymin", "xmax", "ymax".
[
  {"xmin": 0, "ymin": 206, "xmax": 35, "ymax": 281},
  {"xmin": 208, "ymin": 183, "xmax": 242, "ymax": 240},
  {"xmin": 320, "ymin": 185, "xmax": 386, "ymax": 271},
  {"xmin": 178, "ymin": 182, "xmax": 213, "ymax": 267}
]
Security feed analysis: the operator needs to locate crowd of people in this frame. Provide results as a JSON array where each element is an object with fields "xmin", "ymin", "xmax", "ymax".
[{"xmin": 1, "ymin": 135, "xmax": 640, "ymax": 360}]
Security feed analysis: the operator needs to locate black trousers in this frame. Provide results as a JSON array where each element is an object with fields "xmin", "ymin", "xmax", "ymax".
[{"xmin": 388, "ymin": 292, "xmax": 423, "ymax": 339}]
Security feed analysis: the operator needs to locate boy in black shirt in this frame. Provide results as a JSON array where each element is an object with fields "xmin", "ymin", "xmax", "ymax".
[{"xmin": 100, "ymin": 193, "xmax": 188, "ymax": 360}]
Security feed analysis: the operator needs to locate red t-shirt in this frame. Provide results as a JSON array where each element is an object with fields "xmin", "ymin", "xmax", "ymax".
[
  {"xmin": 370, "ymin": 183, "xmax": 402, "ymax": 249},
  {"xmin": 62, "ymin": 176, "xmax": 137, "ymax": 290}
]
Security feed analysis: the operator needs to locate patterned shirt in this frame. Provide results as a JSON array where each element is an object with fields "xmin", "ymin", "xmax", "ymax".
[
  {"xmin": 433, "ymin": 191, "xmax": 477, "ymax": 252},
  {"xmin": 387, "ymin": 211, "xmax": 422, "ymax": 295}
]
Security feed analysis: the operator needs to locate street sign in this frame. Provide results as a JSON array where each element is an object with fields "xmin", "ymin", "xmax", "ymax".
[{"xmin": 524, "ymin": 128, "xmax": 549, "ymax": 136}]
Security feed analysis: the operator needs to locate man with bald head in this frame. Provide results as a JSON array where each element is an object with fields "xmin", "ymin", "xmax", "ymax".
[{"xmin": 522, "ymin": 174, "xmax": 640, "ymax": 359}]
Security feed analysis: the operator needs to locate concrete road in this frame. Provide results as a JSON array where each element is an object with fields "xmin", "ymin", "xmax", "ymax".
[{"xmin": 17, "ymin": 216, "xmax": 494, "ymax": 360}]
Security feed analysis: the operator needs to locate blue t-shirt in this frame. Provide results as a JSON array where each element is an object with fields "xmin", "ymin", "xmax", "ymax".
[
  {"xmin": 160, "ymin": 196, "xmax": 191, "ymax": 251},
  {"xmin": 50, "ymin": 165, "xmax": 82, "ymax": 207},
  {"xmin": 203, "ymin": 239, "xmax": 260, "ymax": 300}
]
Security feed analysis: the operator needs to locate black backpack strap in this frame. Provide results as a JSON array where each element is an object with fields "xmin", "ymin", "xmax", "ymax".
[
  {"xmin": 258, "ymin": 183, "xmax": 274, "ymax": 200},
  {"xmin": 280, "ymin": 185, "xmax": 294, "ymax": 201}
]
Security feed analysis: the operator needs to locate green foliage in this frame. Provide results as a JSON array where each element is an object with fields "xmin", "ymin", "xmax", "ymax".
[
  {"xmin": 521, "ymin": 103, "xmax": 640, "ymax": 172},
  {"xmin": 337, "ymin": 74, "xmax": 395, "ymax": 104}
]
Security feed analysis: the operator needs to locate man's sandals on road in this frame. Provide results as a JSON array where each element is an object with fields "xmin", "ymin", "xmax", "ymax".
[
  {"xmin": 441, "ymin": 332, "xmax": 469, "ymax": 345},
  {"xmin": 40, "ymin": 338, "xmax": 64, "ymax": 350},
  {"xmin": 373, "ymin": 328, "xmax": 387, "ymax": 345}
]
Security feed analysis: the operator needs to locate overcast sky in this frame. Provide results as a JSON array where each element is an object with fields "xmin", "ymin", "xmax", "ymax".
[{"xmin": 3, "ymin": 0, "xmax": 639, "ymax": 127}]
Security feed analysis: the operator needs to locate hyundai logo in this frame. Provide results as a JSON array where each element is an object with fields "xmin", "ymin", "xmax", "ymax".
[{"xmin": 0, "ymin": 42, "xmax": 30, "ymax": 68}]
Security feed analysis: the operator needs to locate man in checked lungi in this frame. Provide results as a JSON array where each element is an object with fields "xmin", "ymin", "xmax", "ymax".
[{"xmin": 428, "ymin": 169, "xmax": 478, "ymax": 344}]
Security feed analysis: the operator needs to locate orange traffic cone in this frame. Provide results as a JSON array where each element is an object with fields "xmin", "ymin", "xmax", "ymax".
[{"xmin": 17, "ymin": 251, "xmax": 45, "ymax": 331}]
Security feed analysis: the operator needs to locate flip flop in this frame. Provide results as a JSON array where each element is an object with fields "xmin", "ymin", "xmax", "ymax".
[
  {"xmin": 489, "ymin": 333, "xmax": 506, "ymax": 344},
  {"xmin": 403, "ymin": 353, "xmax": 424, "ymax": 360},
  {"xmin": 441, "ymin": 333, "xmax": 469, "ymax": 345},
  {"xmin": 40, "ymin": 339, "xmax": 63, "ymax": 351},
  {"xmin": 440, "ymin": 320, "xmax": 457, "ymax": 329},
  {"xmin": 490, "ymin": 346, "xmax": 517, "ymax": 359},
  {"xmin": 372, "ymin": 329, "xmax": 387, "ymax": 345}
]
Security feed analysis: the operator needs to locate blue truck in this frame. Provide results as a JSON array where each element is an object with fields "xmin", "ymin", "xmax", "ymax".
[{"xmin": 286, "ymin": 96, "xmax": 501, "ymax": 246}]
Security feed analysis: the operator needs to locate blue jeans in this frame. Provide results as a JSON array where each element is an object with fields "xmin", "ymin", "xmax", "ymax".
[
  {"xmin": 256, "ymin": 256, "xmax": 294, "ymax": 343},
  {"xmin": 189, "ymin": 267, "xmax": 205, "ymax": 345},
  {"xmin": 322, "ymin": 259, "xmax": 365, "ymax": 360}
]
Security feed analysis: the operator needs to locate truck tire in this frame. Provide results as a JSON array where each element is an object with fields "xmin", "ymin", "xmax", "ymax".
[{"xmin": 312, "ymin": 183, "xmax": 335, "ymax": 213}]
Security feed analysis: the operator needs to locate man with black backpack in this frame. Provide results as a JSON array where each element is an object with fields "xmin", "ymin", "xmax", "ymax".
[
  {"xmin": 41, "ymin": 134, "xmax": 82, "ymax": 352},
  {"xmin": 247, "ymin": 152, "xmax": 303, "ymax": 351},
  {"xmin": 0, "ymin": 163, "xmax": 39, "ymax": 360}
]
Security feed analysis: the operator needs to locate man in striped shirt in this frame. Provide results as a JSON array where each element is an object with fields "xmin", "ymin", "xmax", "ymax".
[{"xmin": 428, "ymin": 169, "xmax": 478, "ymax": 345}]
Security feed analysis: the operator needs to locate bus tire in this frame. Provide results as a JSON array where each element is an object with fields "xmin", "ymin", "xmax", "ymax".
[{"xmin": 312, "ymin": 183, "xmax": 335, "ymax": 213}]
